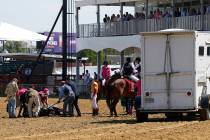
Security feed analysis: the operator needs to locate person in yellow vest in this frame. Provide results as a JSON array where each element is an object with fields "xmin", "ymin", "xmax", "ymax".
[
  {"xmin": 27, "ymin": 86, "xmax": 40, "ymax": 117},
  {"xmin": 91, "ymin": 79, "xmax": 99, "ymax": 116},
  {"xmin": 5, "ymin": 78, "xmax": 19, "ymax": 118}
]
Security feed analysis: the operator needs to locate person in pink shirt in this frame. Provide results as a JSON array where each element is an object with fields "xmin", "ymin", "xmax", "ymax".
[
  {"xmin": 17, "ymin": 86, "xmax": 28, "ymax": 117},
  {"xmin": 39, "ymin": 88, "xmax": 49, "ymax": 107},
  {"xmin": 101, "ymin": 61, "xmax": 111, "ymax": 86}
]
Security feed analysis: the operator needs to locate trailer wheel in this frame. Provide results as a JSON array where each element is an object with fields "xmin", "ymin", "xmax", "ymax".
[
  {"xmin": 200, "ymin": 108, "xmax": 210, "ymax": 121},
  {"xmin": 136, "ymin": 110, "xmax": 148, "ymax": 122}
]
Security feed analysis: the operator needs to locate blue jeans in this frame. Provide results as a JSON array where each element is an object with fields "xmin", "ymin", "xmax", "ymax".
[{"xmin": 8, "ymin": 99, "xmax": 16, "ymax": 118}]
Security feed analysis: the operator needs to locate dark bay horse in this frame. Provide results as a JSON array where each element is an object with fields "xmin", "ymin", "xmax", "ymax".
[{"xmin": 105, "ymin": 78, "xmax": 137, "ymax": 116}]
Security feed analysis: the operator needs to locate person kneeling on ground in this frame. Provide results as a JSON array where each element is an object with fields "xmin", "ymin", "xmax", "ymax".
[
  {"xmin": 58, "ymin": 81, "xmax": 75, "ymax": 117},
  {"xmin": 39, "ymin": 87, "xmax": 49, "ymax": 107},
  {"xmin": 17, "ymin": 86, "xmax": 28, "ymax": 117},
  {"xmin": 27, "ymin": 86, "xmax": 40, "ymax": 117}
]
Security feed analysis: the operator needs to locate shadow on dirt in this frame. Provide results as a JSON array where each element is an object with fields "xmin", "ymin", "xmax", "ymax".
[{"xmin": 91, "ymin": 114, "xmax": 200, "ymax": 125}]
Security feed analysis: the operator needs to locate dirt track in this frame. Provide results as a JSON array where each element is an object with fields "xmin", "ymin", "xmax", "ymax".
[{"xmin": 0, "ymin": 98, "xmax": 210, "ymax": 140}]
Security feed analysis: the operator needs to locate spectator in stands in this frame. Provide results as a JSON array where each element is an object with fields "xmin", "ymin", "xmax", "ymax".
[
  {"xmin": 206, "ymin": 5, "xmax": 210, "ymax": 14},
  {"xmin": 103, "ymin": 14, "xmax": 108, "ymax": 23},
  {"xmin": 148, "ymin": 11, "xmax": 154, "ymax": 19},
  {"xmin": 174, "ymin": 8, "xmax": 181, "ymax": 17},
  {"xmin": 5, "ymin": 78, "xmax": 19, "ymax": 118},
  {"xmin": 154, "ymin": 8, "xmax": 161, "ymax": 19},
  {"xmin": 116, "ymin": 14, "xmax": 121, "ymax": 22},
  {"xmin": 111, "ymin": 14, "xmax": 118, "ymax": 22}
]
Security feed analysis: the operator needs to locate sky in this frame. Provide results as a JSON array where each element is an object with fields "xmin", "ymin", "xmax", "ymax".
[{"xmin": 0, "ymin": 0, "xmax": 134, "ymax": 32}]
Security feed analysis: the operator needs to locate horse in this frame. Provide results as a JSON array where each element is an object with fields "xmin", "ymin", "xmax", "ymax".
[{"xmin": 105, "ymin": 77, "xmax": 137, "ymax": 117}]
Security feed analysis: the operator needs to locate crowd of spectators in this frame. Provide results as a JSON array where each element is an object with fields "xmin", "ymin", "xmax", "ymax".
[{"xmin": 103, "ymin": 5, "xmax": 210, "ymax": 23}]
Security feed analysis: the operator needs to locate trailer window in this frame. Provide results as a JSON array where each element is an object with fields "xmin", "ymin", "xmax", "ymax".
[
  {"xmin": 199, "ymin": 46, "xmax": 204, "ymax": 56},
  {"xmin": 207, "ymin": 47, "xmax": 210, "ymax": 56}
]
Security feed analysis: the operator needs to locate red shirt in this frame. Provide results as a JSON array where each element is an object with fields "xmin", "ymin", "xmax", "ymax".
[{"xmin": 102, "ymin": 65, "xmax": 111, "ymax": 80}]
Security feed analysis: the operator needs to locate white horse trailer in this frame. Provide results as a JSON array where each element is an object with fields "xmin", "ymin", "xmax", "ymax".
[{"xmin": 136, "ymin": 29, "xmax": 210, "ymax": 121}]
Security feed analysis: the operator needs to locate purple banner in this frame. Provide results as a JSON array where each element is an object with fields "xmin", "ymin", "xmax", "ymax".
[{"xmin": 43, "ymin": 32, "xmax": 76, "ymax": 54}]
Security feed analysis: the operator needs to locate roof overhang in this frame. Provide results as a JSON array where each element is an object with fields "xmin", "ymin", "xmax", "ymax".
[{"xmin": 0, "ymin": 53, "xmax": 88, "ymax": 61}]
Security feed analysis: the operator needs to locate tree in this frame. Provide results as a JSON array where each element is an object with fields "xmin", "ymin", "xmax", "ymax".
[{"xmin": 2, "ymin": 41, "xmax": 27, "ymax": 53}]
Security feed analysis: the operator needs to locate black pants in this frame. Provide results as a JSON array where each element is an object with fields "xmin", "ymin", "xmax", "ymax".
[
  {"xmin": 18, "ymin": 102, "xmax": 28, "ymax": 117},
  {"xmin": 73, "ymin": 95, "xmax": 81, "ymax": 116}
]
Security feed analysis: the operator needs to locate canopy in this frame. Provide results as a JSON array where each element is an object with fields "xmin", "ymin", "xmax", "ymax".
[{"xmin": 0, "ymin": 22, "xmax": 47, "ymax": 41}]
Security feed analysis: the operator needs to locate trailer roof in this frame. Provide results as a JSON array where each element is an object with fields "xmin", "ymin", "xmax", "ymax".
[{"xmin": 140, "ymin": 29, "xmax": 195, "ymax": 36}]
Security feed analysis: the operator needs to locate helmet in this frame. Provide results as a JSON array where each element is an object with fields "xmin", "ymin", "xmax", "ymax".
[{"xmin": 43, "ymin": 88, "xmax": 49, "ymax": 92}]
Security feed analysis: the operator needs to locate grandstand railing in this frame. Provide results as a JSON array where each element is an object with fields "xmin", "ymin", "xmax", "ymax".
[{"xmin": 78, "ymin": 14, "xmax": 210, "ymax": 38}]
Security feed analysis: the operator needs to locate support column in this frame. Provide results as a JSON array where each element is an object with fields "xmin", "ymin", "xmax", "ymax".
[
  {"xmin": 76, "ymin": 55, "xmax": 80, "ymax": 82},
  {"xmin": 104, "ymin": 49, "xmax": 107, "ymax": 61},
  {"xmin": 145, "ymin": 0, "xmax": 148, "ymax": 31},
  {"xmin": 120, "ymin": 3, "xmax": 124, "ymax": 34},
  {"xmin": 171, "ymin": 0, "xmax": 175, "ymax": 28},
  {"xmin": 97, "ymin": 51, "xmax": 101, "ymax": 79},
  {"xmin": 200, "ymin": 0, "xmax": 204, "ymax": 30},
  {"xmin": 120, "ymin": 3, "xmax": 124, "ymax": 18},
  {"xmin": 97, "ymin": 4, "xmax": 100, "ymax": 37},
  {"xmin": 120, "ymin": 51, "xmax": 124, "ymax": 69},
  {"xmin": 76, "ymin": 7, "xmax": 80, "ymax": 38},
  {"xmin": 62, "ymin": 0, "xmax": 67, "ymax": 80}
]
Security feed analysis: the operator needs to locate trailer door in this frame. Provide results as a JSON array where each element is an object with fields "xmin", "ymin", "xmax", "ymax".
[{"xmin": 142, "ymin": 33, "xmax": 194, "ymax": 110}]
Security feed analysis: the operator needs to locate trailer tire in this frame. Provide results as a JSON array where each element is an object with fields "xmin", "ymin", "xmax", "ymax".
[
  {"xmin": 136, "ymin": 110, "xmax": 148, "ymax": 122},
  {"xmin": 200, "ymin": 108, "xmax": 210, "ymax": 121}
]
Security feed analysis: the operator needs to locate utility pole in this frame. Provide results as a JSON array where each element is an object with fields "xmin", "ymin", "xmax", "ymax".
[{"xmin": 62, "ymin": 0, "xmax": 67, "ymax": 80}]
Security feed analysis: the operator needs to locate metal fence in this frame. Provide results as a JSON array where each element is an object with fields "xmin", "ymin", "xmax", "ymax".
[{"xmin": 79, "ymin": 14, "xmax": 210, "ymax": 38}]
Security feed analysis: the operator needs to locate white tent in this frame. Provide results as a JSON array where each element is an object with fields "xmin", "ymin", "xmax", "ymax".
[{"xmin": 0, "ymin": 22, "xmax": 47, "ymax": 41}]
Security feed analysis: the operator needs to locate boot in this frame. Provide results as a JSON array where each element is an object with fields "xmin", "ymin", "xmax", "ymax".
[
  {"xmin": 95, "ymin": 108, "xmax": 99, "ymax": 115},
  {"xmin": 92, "ymin": 109, "xmax": 96, "ymax": 116}
]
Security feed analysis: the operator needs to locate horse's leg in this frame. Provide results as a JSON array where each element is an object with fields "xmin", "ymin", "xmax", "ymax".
[
  {"xmin": 113, "ymin": 98, "xmax": 119, "ymax": 117},
  {"xmin": 106, "ymin": 98, "xmax": 113, "ymax": 116}
]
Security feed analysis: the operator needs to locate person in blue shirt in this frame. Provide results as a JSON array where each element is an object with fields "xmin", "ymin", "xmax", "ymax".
[
  {"xmin": 66, "ymin": 79, "xmax": 81, "ymax": 117},
  {"xmin": 58, "ymin": 81, "xmax": 75, "ymax": 117}
]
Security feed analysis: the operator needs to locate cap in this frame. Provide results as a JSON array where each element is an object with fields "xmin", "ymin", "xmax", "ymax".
[
  {"xmin": 43, "ymin": 88, "xmax": 49, "ymax": 92},
  {"xmin": 12, "ymin": 78, "xmax": 18, "ymax": 82}
]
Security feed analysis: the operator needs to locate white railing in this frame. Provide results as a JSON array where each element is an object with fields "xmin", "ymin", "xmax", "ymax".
[{"xmin": 78, "ymin": 14, "xmax": 210, "ymax": 38}]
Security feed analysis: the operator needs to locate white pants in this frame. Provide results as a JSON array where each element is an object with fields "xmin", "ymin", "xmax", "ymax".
[
  {"xmin": 91, "ymin": 93, "xmax": 98, "ymax": 109},
  {"xmin": 129, "ymin": 75, "xmax": 139, "ymax": 82}
]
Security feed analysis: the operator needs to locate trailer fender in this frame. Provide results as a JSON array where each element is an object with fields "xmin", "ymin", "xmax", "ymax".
[{"xmin": 200, "ymin": 95, "xmax": 210, "ymax": 109}]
